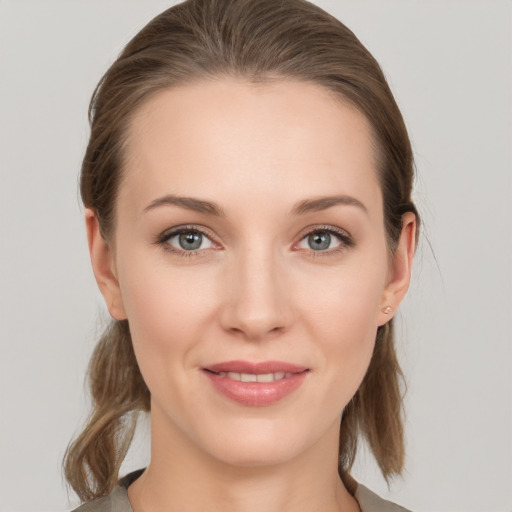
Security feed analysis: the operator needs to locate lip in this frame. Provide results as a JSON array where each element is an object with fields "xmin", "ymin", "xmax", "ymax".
[
  {"xmin": 203, "ymin": 360, "xmax": 309, "ymax": 407},
  {"xmin": 206, "ymin": 360, "xmax": 308, "ymax": 374}
]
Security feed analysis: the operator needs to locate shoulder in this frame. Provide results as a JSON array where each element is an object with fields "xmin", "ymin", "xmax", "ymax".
[
  {"xmin": 71, "ymin": 486, "xmax": 132, "ymax": 512},
  {"xmin": 70, "ymin": 471, "xmax": 410, "ymax": 512},
  {"xmin": 70, "ymin": 470, "xmax": 143, "ymax": 512},
  {"xmin": 355, "ymin": 483, "xmax": 412, "ymax": 512}
]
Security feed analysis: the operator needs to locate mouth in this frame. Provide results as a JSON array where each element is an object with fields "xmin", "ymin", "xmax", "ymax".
[
  {"xmin": 202, "ymin": 360, "xmax": 309, "ymax": 406},
  {"xmin": 207, "ymin": 370, "xmax": 295, "ymax": 383}
]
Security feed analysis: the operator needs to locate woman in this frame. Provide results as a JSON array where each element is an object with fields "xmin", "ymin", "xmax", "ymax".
[{"xmin": 65, "ymin": 0, "xmax": 419, "ymax": 510}]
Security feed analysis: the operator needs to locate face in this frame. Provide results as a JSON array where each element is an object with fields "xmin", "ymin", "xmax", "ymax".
[{"xmin": 88, "ymin": 79, "xmax": 414, "ymax": 469}]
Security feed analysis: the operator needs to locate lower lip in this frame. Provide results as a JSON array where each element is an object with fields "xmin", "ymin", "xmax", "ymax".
[{"xmin": 203, "ymin": 370, "xmax": 308, "ymax": 406}]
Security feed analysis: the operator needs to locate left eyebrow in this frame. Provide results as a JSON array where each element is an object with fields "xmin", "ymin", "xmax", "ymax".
[{"xmin": 291, "ymin": 195, "xmax": 368, "ymax": 215}]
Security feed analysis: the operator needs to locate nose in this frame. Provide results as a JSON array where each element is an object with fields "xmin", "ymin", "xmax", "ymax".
[{"xmin": 218, "ymin": 245, "xmax": 294, "ymax": 341}]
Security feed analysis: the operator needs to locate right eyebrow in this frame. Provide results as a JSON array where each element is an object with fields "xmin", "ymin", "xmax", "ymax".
[{"xmin": 143, "ymin": 194, "xmax": 226, "ymax": 217}]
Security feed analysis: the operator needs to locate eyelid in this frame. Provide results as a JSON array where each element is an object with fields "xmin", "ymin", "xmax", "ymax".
[
  {"xmin": 154, "ymin": 223, "xmax": 354, "ymax": 257},
  {"xmin": 155, "ymin": 224, "xmax": 221, "ymax": 256},
  {"xmin": 293, "ymin": 225, "xmax": 354, "ymax": 253}
]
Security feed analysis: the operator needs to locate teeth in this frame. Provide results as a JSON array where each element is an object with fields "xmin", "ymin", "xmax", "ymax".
[
  {"xmin": 217, "ymin": 371, "xmax": 290, "ymax": 382},
  {"xmin": 256, "ymin": 373, "xmax": 274, "ymax": 383}
]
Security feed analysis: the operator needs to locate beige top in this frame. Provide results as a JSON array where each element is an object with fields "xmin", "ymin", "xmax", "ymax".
[{"xmin": 72, "ymin": 469, "xmax": 411, "ymax": 512}]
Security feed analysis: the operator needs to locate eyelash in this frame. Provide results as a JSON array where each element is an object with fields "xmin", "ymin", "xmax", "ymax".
[
  {"xmin": 296, "ymin": 225, "xmax": 355, "ymax": 257},
  {"xmin": 154, "ymin": 225, "xmax": 216, "ymax": 258},
  {"xmin": 154, "ymin": 224, "xmax": 354, "ymax": 258}
]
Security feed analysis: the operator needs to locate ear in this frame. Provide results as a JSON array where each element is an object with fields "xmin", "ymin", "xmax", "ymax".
[
  {"xmin": 377, "ymin": 212, "xmax": 416, "ymax": 326},
  {"xmin": 85, "ymin": 209, "xmax": 127, "ymax": 320}
]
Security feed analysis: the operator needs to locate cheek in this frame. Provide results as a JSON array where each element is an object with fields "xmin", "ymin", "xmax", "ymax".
[
  {"xmin": 119, "ymin": 244, "xmax": 216, "ymax": 321},
  {"xmin": 317, "ymin": 289, "xmax": 378, "ymax": 386},
  {"xmin": 115, "ymin": 251, "xmax": 219, "ymax": 376},
  {"xmin": 298, "ymin": 255, "xmax": 387, "ymax": 338},
  {"xmin": 296, "ymin": 257, "xmax": 386, "ymax": 399},
  {"xmin": 309, "ymin": 303, "xmax": 377, "ymax": 422}
]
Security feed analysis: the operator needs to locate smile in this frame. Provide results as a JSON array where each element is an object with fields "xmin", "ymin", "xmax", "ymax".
[
  {"xmin": 214, "ymin": 371, "xmax": 293, "ymax": 382},
  {"xmin": 203, "ymin": 360, "xmax": 309, "ymax": 407}
]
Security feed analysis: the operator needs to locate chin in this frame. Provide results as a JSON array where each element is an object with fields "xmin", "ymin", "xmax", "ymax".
[
  {"xmin": 210, "ymin": 441, "xmax": 298, "ymax": 469},
  {"xmin": 195, "ymin": 417, "xmax": 317, "ymax": 469}
]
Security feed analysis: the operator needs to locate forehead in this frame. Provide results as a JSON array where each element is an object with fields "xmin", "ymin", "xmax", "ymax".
[{"xmin": 120, "ymin": 78, "xmax": 382, "ymax": 217}]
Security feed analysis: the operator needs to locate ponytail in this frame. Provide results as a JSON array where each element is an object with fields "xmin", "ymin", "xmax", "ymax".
[
  {"xmin": 339, "ymin": 320, "xmax": 405, "ymax": 482},
  {"xmin": 63, "ymin": 321, "xmax": 150, "ymax": 501}
]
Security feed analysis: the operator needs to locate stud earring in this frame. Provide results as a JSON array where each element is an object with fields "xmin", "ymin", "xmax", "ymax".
[{"xmin": 382, "ymin": 306, "xmax": 393, "ymax": 314}]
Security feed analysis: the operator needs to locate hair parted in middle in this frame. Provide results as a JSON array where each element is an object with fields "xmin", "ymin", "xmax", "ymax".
[{"xmin": 64, "ymin": 0, "xmax": 420, "ymax": 501}]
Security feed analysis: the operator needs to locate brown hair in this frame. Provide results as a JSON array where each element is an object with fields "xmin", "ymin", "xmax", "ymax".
[{"xmin": 65, "ymin": 0, "xmax": 419, "ymax": 501}]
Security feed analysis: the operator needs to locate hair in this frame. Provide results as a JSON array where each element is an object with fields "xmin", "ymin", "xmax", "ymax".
[{"xmin": 64, "ymin": 0, "xmax": 420, "ymax": 502}]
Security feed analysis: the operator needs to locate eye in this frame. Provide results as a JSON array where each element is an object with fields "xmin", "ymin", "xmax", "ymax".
[
  {"xmin": 159, "ymin": 227, "xmax": 215, "ymax": 253},
  {"xmin": 296, "ymin": 227, "xmax": 353, "ymax": 253}
]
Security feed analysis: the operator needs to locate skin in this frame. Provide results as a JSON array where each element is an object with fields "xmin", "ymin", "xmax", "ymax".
[{"xmin": 86, "ymin": 79, "xmax": 416, "ymax": 512}]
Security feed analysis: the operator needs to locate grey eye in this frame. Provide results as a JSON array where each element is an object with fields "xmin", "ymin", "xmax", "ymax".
[
  {"xmin": 179, "ymin": 232, "xmax": 202, "ymax": 250},
  {"xmin": 297, "ymin": 230, "xmax": 343, "ymax": 251},
  {"xmin": 308, "ymin": 232, "xmax": 331, "ymax": 250},
  {"xmin": 167, "ymin": 230, "xmax": 213, "ymax": 251}
]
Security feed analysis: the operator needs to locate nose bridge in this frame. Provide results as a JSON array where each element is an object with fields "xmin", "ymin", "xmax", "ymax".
[{"xmin": 220, "ymin": 238, "xmax": 292, "ymax": 339}]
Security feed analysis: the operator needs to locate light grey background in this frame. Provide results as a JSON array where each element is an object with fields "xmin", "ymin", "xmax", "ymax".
[{"xmin": 0, "ymin": 1, "xmax": 511, "ymax": 511}]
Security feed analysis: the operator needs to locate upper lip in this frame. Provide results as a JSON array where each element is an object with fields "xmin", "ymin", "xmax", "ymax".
[{"xmin": 205, "ymin": 360, "xmax": 309, "ymax": 374}]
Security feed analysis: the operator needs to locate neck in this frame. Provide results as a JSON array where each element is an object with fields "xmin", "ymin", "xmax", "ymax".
[{"xmin": 128, "ymin": 407, "xmax": 360, "ymax": 512}]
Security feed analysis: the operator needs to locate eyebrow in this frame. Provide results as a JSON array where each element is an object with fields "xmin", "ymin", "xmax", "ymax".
[
  {"xmin": 143, "ymin": 193, "xmax": 367, "ymax": 217},
  {"xmin": 291, "ymin": 195, "xmax": 368, "ymax": 215},
  {"xmin": 143, "ymin": 194, "xmax": 226, "ymax": 217}
]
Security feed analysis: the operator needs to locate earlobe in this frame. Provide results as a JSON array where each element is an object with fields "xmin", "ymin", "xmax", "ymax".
[
  {"xmin": 378, "ymin": 212, "xmax": 416, "ymax": 326},
  {"xmin": 85, "ymin": 209, "xmax": 127, "ymax": 320}
]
